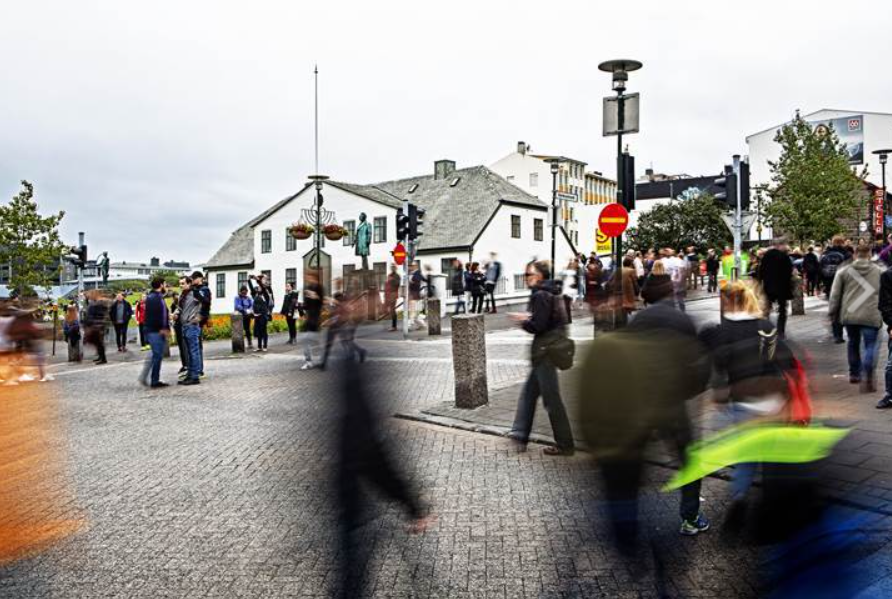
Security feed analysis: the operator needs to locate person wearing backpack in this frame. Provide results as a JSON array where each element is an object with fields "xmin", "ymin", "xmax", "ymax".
[
  {"xmin": 820, "ymin": 235, "xmax": 851, "ymax": 343},
  {"xmin": 802, "ymin": 246, "xmax": 820, "ymax": 297},
  {"xmin": 508, "ymin": 260, "xmax": 575, "ymax": 457}
]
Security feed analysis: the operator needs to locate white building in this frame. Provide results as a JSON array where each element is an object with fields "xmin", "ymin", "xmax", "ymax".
[
  {"xmin": 490, "ymin": 142, "xmax": 617, "ymax": 256},
  {"xmin": 204, "ymin": 160, "xmax": 577, "ymax": 315}
]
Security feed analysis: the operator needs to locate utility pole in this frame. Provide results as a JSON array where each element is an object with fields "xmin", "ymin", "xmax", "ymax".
[
  {"xmin": 403, "ymin": 198, "xmax": 410, "ymax": 340},
  {"xmin": 77, "ymin": 231, "xmax": 85, "ymax": 358},
  {"xmin": 732, "ymin": 154, "xmax": 742, "ymax": 281}
]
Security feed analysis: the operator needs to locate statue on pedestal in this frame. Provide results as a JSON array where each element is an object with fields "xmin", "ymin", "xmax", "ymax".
[
  {"xmin": 354, "ymin": 213, "xmax": 372, "ymax": 271},
  {"xmin": 96, "ymin": 251, "xmax": 110, "ymax": 286}
]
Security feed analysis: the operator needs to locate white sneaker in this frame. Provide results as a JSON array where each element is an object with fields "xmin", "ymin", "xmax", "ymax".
[
  {"xmin": 18, "ymin": 374, "xmax": 36, "ymax": 382},
  {"xmin": 301, "ymin": 361, "xmax": 314, "ymax": 371},
  {"xmin": 39, "ymin": 375, "xmax": 54, "ymax": 382}
]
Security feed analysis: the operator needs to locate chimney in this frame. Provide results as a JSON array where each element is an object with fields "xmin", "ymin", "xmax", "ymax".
[
  {"xmin": 517, "ymin": 141, "xmax": 527, "ymax": 155},
  {"xmin": 434, "ymin": 159, "xmax": 456, "ymax": 180}
]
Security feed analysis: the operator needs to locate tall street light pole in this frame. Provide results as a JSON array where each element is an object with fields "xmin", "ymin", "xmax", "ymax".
[
  {"xmin": 598, "ymin": 59, "xmax": 642, "ymax": 329},
  {"xmin": 307, "ymin": 174, "xmax": 329, "ymax": 273},
  {"xmin": 873, "ymin": 149, "xmax": 892, "ymax": 243},
  {"xmin": 546, "ymin": 159, "xmax": 560, "ymax": 272}
]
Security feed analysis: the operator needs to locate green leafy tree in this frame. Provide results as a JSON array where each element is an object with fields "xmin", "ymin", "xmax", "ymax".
[
  {"xmin": 627, "ymin": 191, "xmax": 731, "ymax": 253},
  {"xmin": 764, "ymin": 111, "xmax": 866, "ymax": 246},
  {"xmin": 0, "ymin": 181, "xmax": 66, "ymax": 297}
]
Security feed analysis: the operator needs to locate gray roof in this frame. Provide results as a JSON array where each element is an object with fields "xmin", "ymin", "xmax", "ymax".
[
  {"xmin": 205, "ymin": 165, "xmax": 545, "ymax": 268},
  {"xmin": 372, "ymin": 165, "xmax": 546, "ymax": 251}
]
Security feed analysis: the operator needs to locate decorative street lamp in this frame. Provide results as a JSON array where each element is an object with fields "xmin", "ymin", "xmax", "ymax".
[
  {"xmin": 873, "ymin": 149, "xmax": 892, "ymax": 242},
  {"xmin": 306, "ymin": 174, "xmax": 330, "ymax": 272},
  {"xmin": 545, "ymin": 158, "xmax": 561, "ymax": 272},
  {"xmin": 598, "ymin": 58, "xmax": 642, "ymax": 328}
]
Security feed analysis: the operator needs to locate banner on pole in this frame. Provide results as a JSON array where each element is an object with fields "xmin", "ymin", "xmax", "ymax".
[{"xmin": 595, "ymin": 229, "xmax": 612, "ymax": 255}]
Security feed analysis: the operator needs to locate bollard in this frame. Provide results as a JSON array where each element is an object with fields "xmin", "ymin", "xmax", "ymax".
[
  {"xmin": 230, "ymin": 313, "xmax": 245, "ymax": 353},
  {"xmin": 67, "ymin": 339, "xmax": 82, "ymax": 363},
  {"xmin": 791, "ymin": 274, "xmax": 805, "ymax": 316},
  {"xmin": 451, "ymin": 314, "xmax": 487, "ymax": 408},
  {"xmin": 427, "ymin": 299, "xmax": 441, "ymax": 335}
]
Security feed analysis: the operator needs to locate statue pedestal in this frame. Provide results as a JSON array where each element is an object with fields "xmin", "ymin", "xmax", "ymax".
[{"xmin": 792, "ymin": 274, "xmax": 805, "ymax": 316}]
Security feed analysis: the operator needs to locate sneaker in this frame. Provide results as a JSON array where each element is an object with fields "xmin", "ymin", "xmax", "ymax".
[
  {"xmin": 141, "ymin": 345, "xmax": 150, "ymax": 351},
  {"xmin": 877, "ymin": 396, "xmax": 892, "ymax": 409},
  {"xmin": 301, "ymin": 361, "xmax": 315, "ymax": 371},
  {"xmin": 849, "ymin": 375, "xmax": 861, "ymax": 384},
  {"xmin": 177, "ymin": 379, "xmax": 200, "ymax": 386},
  {"xmin": 18, "ymin": 374, "xmax": 36, "ymax": 382},
  {"xmin": 261, "ymin": 348, "xmax": 268, "ymax": 352},
  {"xmin": 39, "ymin": 375, "xmax": 54, "ymax": 382},
  {"xmin": 680, "ymin": 514, "xmax": 711, "ymax": 536}
]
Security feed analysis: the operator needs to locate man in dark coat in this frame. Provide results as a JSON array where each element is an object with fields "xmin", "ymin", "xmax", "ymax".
[
  {"xmin": 109, "ymin": 292, "xmax": 134, "ymax": 352},
  {"xmin": 758, "ymin": 240, "xmax": 794, "ymax": 337}
]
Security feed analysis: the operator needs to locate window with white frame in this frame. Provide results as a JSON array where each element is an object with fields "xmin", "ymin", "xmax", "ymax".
[{"xmin": 529, "ymin": 172, "xmax": 538, "ymax": 187}]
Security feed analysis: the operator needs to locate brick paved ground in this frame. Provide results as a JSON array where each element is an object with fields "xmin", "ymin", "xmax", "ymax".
[{"xmin": 1, "ymin": 293, "xmax": 891, "ymax": 597}]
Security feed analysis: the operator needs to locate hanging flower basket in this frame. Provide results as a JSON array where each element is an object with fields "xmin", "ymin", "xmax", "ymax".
[
  {"xmin": 323, "ymin": 224, "xmax": 347, "ymax": 241},
  {"xmin": 290, "ymin": 223, "xmax": 314, "ymax": 240}
]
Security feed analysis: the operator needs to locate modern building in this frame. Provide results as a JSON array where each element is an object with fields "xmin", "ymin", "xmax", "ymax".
[
  {"xmin": 490, "ymin": 142, "xmax": 617, "ymax": 256},
  {"xmin": 60, "ymin": 257, "xmax": 191, "ymax": 288},
  {"xmin": 204, "ymin": 160, "xmax": 577, "ymax": 315},
  {"xmin": 747, "ymin": 109, "xmax": 892, "ymax": 239}
]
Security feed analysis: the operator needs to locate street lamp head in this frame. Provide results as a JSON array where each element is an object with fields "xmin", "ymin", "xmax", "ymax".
[
  {"xmin": 307, "ymin": 174, "xmax": 329, "ymax": 191},
  {"xmin": 543, "ymin": 157, "xmax": 561, "ymax": 174},
  {"xmin": 598, "ymin": 59, "xmax": 643, "ymax": 92},
  {"xmin": 873, "ymin": 149, "xmax": 892, "ymax": 165}
]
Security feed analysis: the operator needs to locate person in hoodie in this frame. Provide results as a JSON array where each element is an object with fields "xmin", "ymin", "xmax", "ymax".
[
  {"xmin": 758, "ymin": 240, "xmax": 794, "ymax": 338},
  {"xmin": 508, "ymin": 260, "xmax": 574, "ymax": 456},
  {"xmin": 829, "ymin": 243, "xmax": 883, "ymax": 393},
  {"xmin": 821, "ymin": 235, "xmax": 851, "ymax": 343}
]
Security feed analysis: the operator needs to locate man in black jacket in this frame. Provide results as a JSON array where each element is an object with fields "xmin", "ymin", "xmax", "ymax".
[
  {"xmin": 140, "ymin": 276, "xmax": 170, "ymax": 388},
  {"xmin": 877, "ymin": 268, "xmax": 892, "ymax": 409},
  {"xmin": 281, "ymin": 282, "xmax": 299, "ymax": 345},
  {"xmin": 758, "ymin": 240, "xmax": 793, "ymax": 338},
  {"xmin": 508, "ymin": 260, "xmax": 574, "ymax": 456},
  {"xmin": 109, "ymin": 292, "xmax": 134, "ymax": 352},
  {"xmin": 821, "ymin": 236, "xmax": 851, "ymax": 342}
]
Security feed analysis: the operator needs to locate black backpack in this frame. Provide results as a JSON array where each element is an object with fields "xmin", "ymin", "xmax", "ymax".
[{"xmin": 821, "ymin": 250, "xmax": 845, "ymax": 280}]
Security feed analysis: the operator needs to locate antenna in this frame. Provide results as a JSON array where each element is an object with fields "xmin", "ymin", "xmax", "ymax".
[{"xmin": 314, "ymin": 65, "xmax": 319, "ymax": 175}]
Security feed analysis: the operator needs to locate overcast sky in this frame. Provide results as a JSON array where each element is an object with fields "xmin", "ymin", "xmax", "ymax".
[{"xmin": 2, "ymin": 0, "xmax": 890, "ymax": 265}]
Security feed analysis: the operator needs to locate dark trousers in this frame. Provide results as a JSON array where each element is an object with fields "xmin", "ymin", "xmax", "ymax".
[
  {"xmin": 766, "ymin": 297, "xmax": 788, "ymax": 337},
  {"xmin": 286, "ymin": 315, "xmax": 297, "ymax": 343},
  {"xmin": 707, "ymin": 272, "xmax": 718, "ymax": 292},
  {"xmin": 387, "ymin": 300, "xmax": 397, "ymax": 328},
  {"xmin": 471, "ymin": 293, "xmax": 484, "ymax": 314},
  {"xmin": 511, "ymin": 362, "xmax": 574, "ymax": 450},
  {"xmin": 138, "ymin": 323, "xmax": 146, "ymax": 347},
  {"xmin": 484, "ymin": 282, "xmax": 497, "ymax": 312},
  {"xmin": 805, "ymin": 273, "xmax": 818, "ymax": 295},
  {"xmin": 254, "ymin": 315, "xmax": 268, "ymax": 349},
  {"xmin": 564, "ymin": 295, "xmax": 573, "ymax": 324},
  {"xmin": 175, "ymin": 323, "xmax": 189, "ymax": 369},
  {"xmin": 113, "ymin": 323, "xmax": 128, "ymax": 349},
  {"xmin": 242, "ymin": 314, "xmax": 253, "ymax": 346}
]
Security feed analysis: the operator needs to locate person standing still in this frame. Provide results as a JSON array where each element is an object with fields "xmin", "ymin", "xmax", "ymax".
[
  {"xmin": 234, "ymin": 286, "xmax": 254, "ymax": 349},
  {"xmin": 451, "ymin": 260, "xmax": 466, "ymax": 315},
  {"xmin": 509, "ymin": 260, "xmax": 575, "ymax": 456},
  {"xmin": 705, "ymin": 249, "xmax": 720, "ymax": 293},
  {"xmin": 190, "ymin": 271, "xmax": 212, "ymax": 374},
  {"xmin": 140, "ymin": 276, "xmax": 171, "ymax": 388},
  {"xmin": 173, "ymin": 279, "xmax": 189, "ymax": 375},
  {"xmin": 758, "ymin": 240, "xmax": 794, "ymax": 338},
  {"xmin": 135, "ymin": 294, "xmax": 148, "ymax": 350},
  {"xmin": 248, "ymin": 274, "xmax": 273, "ymax": 352},
  {"xmin": 177, "ymin": 277, "xmax": 203, "ymax": 386},
  {"xmin": 483, "ymin": 253, "xmax": 502, "ymax": 313},
  {"xmin": 468, "ymin": 262, "xmax": 485, "ymax": 314},
  {"xmin": 281, "ymin": 282, "xmax": 299, "ymax": 345},
  {"xmin": 109, "ymin": 292, "xmax": 134, "ymax": 352}
]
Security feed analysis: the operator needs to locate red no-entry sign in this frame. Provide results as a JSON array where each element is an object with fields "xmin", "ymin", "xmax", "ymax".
[
  {"xmin": 392, "ymin": 242, "xmax": 407, "ymax": 265},
  {"xmin": 598, "ymin": 204, "xmax": 629, "ymax": 237}
]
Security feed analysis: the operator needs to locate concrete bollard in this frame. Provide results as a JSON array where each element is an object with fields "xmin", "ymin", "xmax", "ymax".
[
  {"xmin": 792, "ymin": 274, "xmax": 805, "ymax": 316},
  {"xmin": 67, "ymin": 340, "xmax": 82, "ymax": 363},
  {"xmin": 427, "ymin": 299, "xmax": 441, "ymax": 335},
  {"xmin": 230, "ymin": 313, "xmax": 245, "ymax": 353},
  {"xmin": 451, "ymin": 314, "xmax": 487, "ymax": 408}
]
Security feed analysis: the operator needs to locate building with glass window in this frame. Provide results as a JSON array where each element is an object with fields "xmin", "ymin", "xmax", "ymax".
[
  {"xmin": 204, "ymin": 160, "xmax": 577, "ymax": 314},
  {"xmin": 490, "ymin": 142, "xmax": 617, "ymax": 256}
]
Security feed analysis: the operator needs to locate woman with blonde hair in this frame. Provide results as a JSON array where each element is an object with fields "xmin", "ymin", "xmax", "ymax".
[{"xmin": 699, "ymin": 280, "xmax": 794, "ymax": 510}]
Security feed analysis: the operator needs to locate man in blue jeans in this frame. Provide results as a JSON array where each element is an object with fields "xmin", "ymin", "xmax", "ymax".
[
  {"xmin": 178, "ymin": 275, "xmax": 207, "ymax": 386},
  {"xmin": 140, "ymin": 276, "xmax": 170, "ymax": 389},
  {"xmin": 829, "ymin": 243, "xmax": 882, "ymax": 394}
]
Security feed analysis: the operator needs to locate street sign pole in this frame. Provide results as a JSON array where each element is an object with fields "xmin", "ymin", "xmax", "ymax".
[
  {"xmin": 77, "ymin": 231, "xmax": 85, "ymax": 358},
  {"xmin": 614, "ymin": 94, "xmax": 625, "ymax": 328},
  {"xmin": 732, "ymin": 155, "xmax": 742, "ymax": 281},
  {"xmin": 403, "ymin": 200, "xmax": 410, "ymax": 340}
]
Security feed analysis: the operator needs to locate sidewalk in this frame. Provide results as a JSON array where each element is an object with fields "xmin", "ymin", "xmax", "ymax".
[{"xmin": 398, "ymin": 296, "xmax": 892, "ymax": 514}]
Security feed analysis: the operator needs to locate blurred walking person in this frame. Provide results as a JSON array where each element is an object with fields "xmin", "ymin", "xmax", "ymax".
[
  {"xmin": 509, "ymin": 260, "xmax": 575, "ymax": 456},
  {"xmin": 140, "ymin": 276, "xmax": 171, "ymax": 389},
  {"xmin": 234, "ymin": 285, "xmax": 254, "ymax": 349},
  {"xmin": 451, "ymin": 260, "xmax": 466, "ymax": 315},
  {"xmin": 109, "ymin": 292, "xmax": 133, "ymax": 352},
  {"xmin": 758, "ymin": 240, "xmax": 794, "ymax": 338},
  {"xmin": 468, "ymin": 262, "xmax": 485, "ymax": 314},
  {"xmin": 705, "ymin": 248, "xmax": 720, "ymax": 293},
  {"xmin": 803, "ymin": 246, "xmax": 820, "ymax": 296},
  {"xmin": 83, "ymin": 291, "xmax": 109, "ymax": 365},
  {"xmin": 829, "ymin": 243, "xmax": 882, "ymax": 393},
  {"xmin": 281, "ymin": 282, "xmax": 299, "ymax": 345},
  {"xmin": 62, "ymin": 305, "xmax": 81, "ymax": 363},
  {"xmin": 300, "ymin": 270, "xmax": 324, "ymax": 370},
  {"xmin": 821, "ymin": 235, "xmax": 851, "ymax": 343},
  {"xmin": 248, "ymin": 274, "xmax": 273, "ymax": 352},
  {"xmin": 134, "ymin": 294, "xmax": 148, "ymax": 350},
  {"xmin": 385, "ymin": 264, "xmax": 401, "ymax": 330},
  {"xmin": 483, "ymin": 252, "xmax": 502, "ymax": 313}
]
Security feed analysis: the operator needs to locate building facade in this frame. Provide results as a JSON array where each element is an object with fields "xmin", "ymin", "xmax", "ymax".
[
  {"xmin": 490, "ymin": 142, "xmax": 617, "ymax": 256},
  {"xmin": 204, "ymin": 161, "xmax": 577, "ymax": 315}
]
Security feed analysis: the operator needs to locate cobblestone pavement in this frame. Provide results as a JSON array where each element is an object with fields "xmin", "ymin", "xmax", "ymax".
[{"xmin": 2, "ymin": 295, "xmax": 891, "ymax": 597}]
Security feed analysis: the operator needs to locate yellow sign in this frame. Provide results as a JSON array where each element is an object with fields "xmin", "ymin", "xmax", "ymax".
[{"xmin": 595, "ymin": 229, "xmax": 612, "ymax": 255}]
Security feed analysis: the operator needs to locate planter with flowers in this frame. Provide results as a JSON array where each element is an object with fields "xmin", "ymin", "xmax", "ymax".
[
  {"xmin": 323, "ymin": 224, "xmax": 348, "ymax": 241},
  {"xmin": 290, "ymin": 223, "xmax": 314, "ymax": 240}
]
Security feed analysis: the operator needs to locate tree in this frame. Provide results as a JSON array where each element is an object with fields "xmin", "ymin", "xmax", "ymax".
[
  {"xmin": 627, "ymin": 191, "xmax": 731, "ymax": 253},
  {"xmin": 0, "ymin": 181, "xmax": 66, "ymax": 297},
  {"xmin": 763, "ymin": 111, "xmax": 866, "ymax": 246}
]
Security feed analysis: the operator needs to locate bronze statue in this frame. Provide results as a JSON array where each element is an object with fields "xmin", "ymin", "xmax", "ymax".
[{"xmin": 354, "ymin": 213, "xmax": 372, "ymax": 270}]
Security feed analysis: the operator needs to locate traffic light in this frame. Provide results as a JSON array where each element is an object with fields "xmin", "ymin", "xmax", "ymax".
[
  {"xmin": 70, "ymin": 244, "xmax": 87, "ymax": 268},
  {"xmin": 396, "ymin": 207, "xmax": 410, "ymax": 241},
  {"xmin": 408, "ymin": 203, "xmax": 425, "ymax": 240},
  {"xmin": 621, "ymin": 153, "xmax": 636, "ymax": 210},
  {"xmin": 714, "ymin": 166, "xmax": 738, "ymax": 209},
  {"xmin": 738, "ymin": 160, "xmax": 750, "ymax": 211}
]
